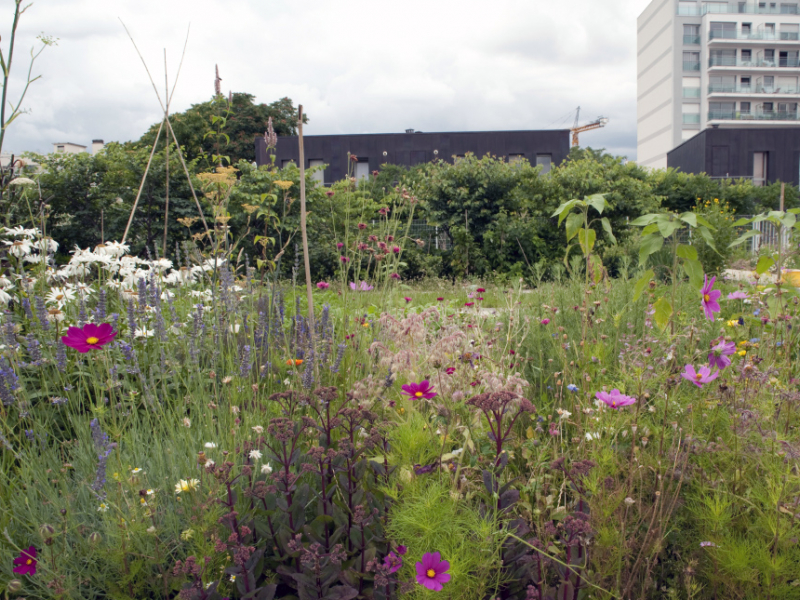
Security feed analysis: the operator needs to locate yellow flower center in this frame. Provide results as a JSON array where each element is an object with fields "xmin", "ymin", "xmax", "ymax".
[
  {"xmin": 415, "ymin": 391, "xmax": 423, "ymax": 397},
  {"xmin": 695, "ymin": 373, "xmax": 703, "ymax": 380},
  {"xmin": 86, "ymin": 337, "xmax": 99, "ymax": 345},
  {"xmin": 703, "ymin": 294, "xmax": 710, "ymax": 302},
  {"xmin": 26, "ymin": 559, "xmax": 32, "ymax": 565},
  {"xmin": 611, "ymin": 401, "xmax": 617, "ymax": 407},
  {"xmin": 427, "ymin": 569, "xmax": 436, "ymax": 578}
]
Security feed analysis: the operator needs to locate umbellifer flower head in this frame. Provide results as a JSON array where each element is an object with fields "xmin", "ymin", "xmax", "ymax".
[
  {"xmin": 401, "ymin": 380, "xmax": 437, "ymax": 400},
  {"xmin": 595, "ymin": 389, "xmax": 636, "ymax": 409},
  {"xmin": 415, "ymin": 551, "xmax": 450, "ymax": 591},
  {"xmin": 12, "ymin": 546, "xmax": 37, "ymax": 576},
  {"xmin": 61, "ymin": 323, "xmax": 117, "ymax": 353}
]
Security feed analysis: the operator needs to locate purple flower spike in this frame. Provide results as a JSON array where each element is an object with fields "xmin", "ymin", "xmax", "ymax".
[
  {"xmin": 701, "ymin": 275, "xmax": 722, "ymax": 321},
  {"xmin": 415, "ymin": 552, "xmax": 451, "ymax": 591}
]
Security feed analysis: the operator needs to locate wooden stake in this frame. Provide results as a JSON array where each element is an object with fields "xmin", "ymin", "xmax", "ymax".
[
  {"xmin": 122, "ymin": 119, "xmax": 163, "ymax": 244},
  {"xmin": 166, "ymin": 118, "xmax": 211, "ymax": 240},
  {"xmin": 297, "ymin": 105, "xmax": 317, "ymax": 365},
  {"xmin": 162, "ymin": 48, "xmax": 170, "ymax": 258}
]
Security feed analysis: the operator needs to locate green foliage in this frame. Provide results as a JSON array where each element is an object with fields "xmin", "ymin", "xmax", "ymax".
[{"xmin": 692, "ymin": 197, "xmax": 738, "ymax": 275}]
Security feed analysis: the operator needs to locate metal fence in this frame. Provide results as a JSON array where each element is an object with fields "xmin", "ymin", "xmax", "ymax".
[{"xmin": 407, "ymin": 221, "xmax": 451, "ymax": 251}]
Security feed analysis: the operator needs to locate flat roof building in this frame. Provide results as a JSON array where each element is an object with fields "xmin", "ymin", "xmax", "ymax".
[{"xmin": 254, "ymin": 129, "xmax": 570, "ymax": 184}]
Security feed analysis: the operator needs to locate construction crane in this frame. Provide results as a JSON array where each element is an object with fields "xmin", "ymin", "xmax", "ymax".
[{"xmin": 570, "ymin": 106, "xmax": 609, "ymax": 148}]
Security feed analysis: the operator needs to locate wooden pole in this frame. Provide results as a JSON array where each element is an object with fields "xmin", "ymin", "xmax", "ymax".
[
  {"xmin": 121, "ymin": 119, "xmax": 163, "ymax": 244},
  {"xmin": 162, "ymin": 48, "xmax": 170, "ymax": 258},
  {"xmin": 778, "ymin": 182, "xmax": 785, "ymax": 281},
  {"xmin": 297, "ymin": 105, "xmax": 317, "ymax": 368}
]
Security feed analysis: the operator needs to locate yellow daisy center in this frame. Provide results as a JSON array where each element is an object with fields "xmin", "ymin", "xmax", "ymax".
[
  {"xmin": 426, "ymin": 569, "xmax": 436, "ymax": 578},
  {"xmin": 415, "ymin": 391, "xmax": 423, "ymax": 397},
  {"xmin": 703, "ymin": 294, "xmax": 710, "ymax": 302},
  {"xmin": 86, "ymin": 337, "xmax": 99, "ymax": 345},
  {"xmin": 611, "ymin": 401, "xmax": 617, "ymax": 407},
  {"xmin": 695, "ymin": 373, "xmax": 703, "ymax": 380},
  {"xmin": 26, "ymin": 558, "xmax": 33, "ymax": 565}
]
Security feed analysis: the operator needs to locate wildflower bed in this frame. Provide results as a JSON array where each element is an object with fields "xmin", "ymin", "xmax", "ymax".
[{"xmin": 1, "ymin": 225, "xmax": 800, "ymax": 600}]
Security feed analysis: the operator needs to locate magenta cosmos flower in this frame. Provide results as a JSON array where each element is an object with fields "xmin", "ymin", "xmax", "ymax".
[
  {"xmin": 708, "ymin": 339, "xmax": 736, "ymax": 369},
  {"xmin": 61, "ymin": 323, "xmax": 117, "ymax": 353},
  {"xmin": 727, "ymin": 291, "xmax": 748, "ymax": 300},
  {"xmin": 12, "ymin": 546, "xmax": 37, "ymax": 576},
  {"xmin": 701, "ymin": 275, "xmax": 722, "ymax": 321},
  {"xmin": 401, "ymin": 380, "xmax": 437, "ymax": 400},
  {"xmin": 383, "ymin": 551, "xmax": 403, "ymax": 574},
  {"xmin": 595, "ymin": 389, "xmax": 636, "ymax": 409},
  {"xmin": 415, "ymin": 552, "xmax": 450, "ymax": 591},
  {"xmin": 349, "ymin": 281, "xmax": 373, "ymax": 291},
  {"xmin": 316, "ymin": 281, "xmax": 330, "ymax": 290},
  {"xmin": 540, "ymin": 318, "xmax": 550, "ymax": 325},
  {"xmin": 681, "ymin": 364, "xmax": 719, "ymax": 387}
]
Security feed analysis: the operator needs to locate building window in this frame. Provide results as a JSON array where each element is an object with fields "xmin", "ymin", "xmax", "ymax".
[
  {"xmin": 754, "ymin": 152, "xmax": 768, "ymax": 186},
  {"xmin": 742, "ymin": 22, "xmax": 752, "ymax": 35},
  {"xmin": 354, "ymin": 160, "xmax": 370, "ymax": 180},
  {"xmin": 781, "ymin": 23, "xmax": 800, "ymax": 39},
  {"xmin": 508, "ymin": 154, "xmax": 524, "ymax": 164},
  {"xmin": 536, "ymin": 154, "xmax": 552, "ymax": 174},
  {"xmin": 281, "ymin": 159, "xmax": 296, "ymax": 168},
  {"xmin": 781, "ymin": 3, "xmax": 799, "ymax": 13},
  {"xmin": 709, "ymin": 101, "xmax": 736, "ymax": 119},
  {"xmin": 453, "ymin": 155, "xmax": 465, "ymax": 164},
  {"xmin": 56, "ymin": 145, "xmax": 65, "ymax": 152},
  {"xmin": 683, "ymin": 51, "xmax": 701, "ymax": 70},
  {"xmin": 683, "ymin": 24, "xmax": 700, "ymax": 43},
  {"xmin": 308, "ymin": 159, "xmax": 324, "ymax": 184},
  {"xmin": 710, "ymin": 21, "xmax": 737, "ymax": 39},
  {"xmin": 741, "ymin": 49, "xmax": 752, "ymax": 62}
]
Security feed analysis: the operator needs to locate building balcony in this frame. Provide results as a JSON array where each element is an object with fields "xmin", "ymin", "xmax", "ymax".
[
  {"xmin": 683, "ymin": 87, "xmax": 703, "ymax": 97},
  {"xmin": 684, "ymin": 34, "xmax": 702, "ymax": 44},
  {"xmin": 708, "ymin": 84, "xmax": 800, "ymax": 94},
  {"xmin": 708, "ymin": 56, "xmax": 800, "ymax": 68},
  {"xmin": 683, "ymin": 114, "xmax": 702, "ymax": 124},
  {"xmin": 679, "ymin": 4, "xmax": 800, "ymax": 15},
  {"xmin": 708, "ymin": 110, "xmax": 800, "ymax": 121},
  {"xmin": 684, "ymin": 61, "xmax": 702, "ymax": 71},
  {"xmin": 709, "ymin": 31, "xmax": 800, "ymax": 42}
]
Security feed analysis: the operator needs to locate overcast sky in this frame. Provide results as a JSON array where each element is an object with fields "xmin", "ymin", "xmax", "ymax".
[{"xmin": 2, "ymin": 0, "xmax": 653, "ymax": 160}]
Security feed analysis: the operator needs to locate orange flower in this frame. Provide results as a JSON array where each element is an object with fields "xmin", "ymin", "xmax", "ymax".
[{"xmin": 286, "ymin": 359, "xmax": 304, "ymax": 366}]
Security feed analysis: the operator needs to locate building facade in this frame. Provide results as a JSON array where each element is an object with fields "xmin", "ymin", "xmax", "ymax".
[
  {"xmin": 254, "ymin": 129, "xmax": 570, "ymax": 184},
  {"xmin": 637, "ymin": 0, "xmax": 800, "ymax": 169},
  {"xmin": 667, "ymin": 126, "xmax": 800, "ymax": 184}
]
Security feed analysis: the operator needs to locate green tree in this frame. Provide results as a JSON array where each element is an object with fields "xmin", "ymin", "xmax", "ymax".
[{"xmin": 138, "ymin": 94, "xmax": 306, "ymax": 167}]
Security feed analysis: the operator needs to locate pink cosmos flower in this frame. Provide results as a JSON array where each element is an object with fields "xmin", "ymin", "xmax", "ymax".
[
  {"xmin": 415, "ymin": 552, "xmax": 450, "ymax": 591},
  {"xmin": 727, "ymin": 291, "xmax": 749, "ymax": 300},
  {"xmin": 595, "ymin": 389, "xmax": 636, "ymax": 409},
  {"xmin": 464, "ymin": 302, "xmax": 474, "ymax": 307},
  {"xmin": 316, "ymin": 282, "xmax": 330, "ymax": 290},
  {"xmin": 708, "ymin": 339, "xmax": 736, "ymax": 370},
  {"xmin": 349, "ymin": 281, "xmax": 373, "ymax": 291},
  {"xmin": 12, "ymin": 546, "xmax": 37, "ymax": 576},
  {"xmin": 61, "ymin": 323, "xmax": 117, "ymax": 353},
  {"xmin": 445, "ymin": 367, "xmax": 456, "ymax": 375},
  {"xmin": 701, "ymin": 275, "xmax": 722, "ymax": 321},
  {"xmin": 681, "ymin": 364, "xmax": 719, "ymax": 388},
  {"xmin": 383, "ymin": 551, "xmax": 403, "ymax": 574},
  {"xmin": 401, "ymin": 380, "xmax": 437, "ymax": 400},
  {"xmin": 404, "ymin": 297, "xmax": 412, "ymax": 303},
  {"xmin": 540, "ymin": 318, "xmax": 550, "ymax": 325}
]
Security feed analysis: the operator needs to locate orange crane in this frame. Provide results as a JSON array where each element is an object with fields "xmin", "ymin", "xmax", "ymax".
[{"xmin": 570, "ymin": 106, "xmax": 609, "ymax": 147}]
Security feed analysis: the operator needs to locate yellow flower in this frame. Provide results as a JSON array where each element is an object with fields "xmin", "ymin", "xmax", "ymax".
[
  {"xmin": 726, "ymin": 320, "xmax": 739, "ymax": 327},
  {"xmin": 738, "ymin": 340, "xmax": 747, "ymax": 346},
  {"xmin": 174, "ymin": 479, "xmax": 200, "ymax": 494},
  {"xmin": 738, "ymin": 350, "xmax": 747, "ymax": 356},
  {"xmin": 274, "ymin": 180, "xmax": 294, "ymax": 190}
]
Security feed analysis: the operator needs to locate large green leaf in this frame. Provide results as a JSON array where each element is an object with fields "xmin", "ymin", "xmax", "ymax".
[
  {"xmin": 756, "ymin": 255, "xmax": 775, "ymax": 275},
  {"xmin": 633, "ymin": 269, "xmax": 655, "ymax": 301},
  {"xmin": 585, "ymin": 193, "xmax": 607, "ymax": 215},
  {"xmin": 552, "ymin": 199, "xmax": 581, "ymax": 225},
  {"xmin": 729, "ymin": 229, "xmax": 760, "ymax": 248},
  {"xmin": 683, "ymin": 258, "xmax": 704, "ymax": 289},
  {"xmin": 565, "ymin": 213, "xmax": 583, "ymax": 242},
  {"xmin": 630, "ymin": 214, "xmax": 659, "ymax": 227},
  {"xmin": 697, "ymin": 226, "xmax": 717, "ymax": 251},
  {"xmin": 694, "ymin": 214, "xmax": 715, "ymax": 230},
  {"xmin": 577, "ymin": 228, "xmax": 596, "ymax": 256},
  {"xmin": 731, "ymin": 216, "xmax": 755, "ymax": 227},
  {"xmin": 600, "ymin": 217, "xmax": 616, "ymax": 245},
  {"xmin": 676, "ymin": 244, "xmax": 697, "ymax": 261},
  {"xmin": 639, "ymin": 233, "xmax": 664, "ymax": 265},
  {"xmin": 653, "ymin": 296, "xmax": 672, "ymax": 331},
  {"xmin": 679, "ymin": 212, "xmax": 697, "ymax": 227},
  {"xmin": 656, "ymin": 216, "xmax": 683, "ymax": 239},
  {"xmin": 590, "ymin": 255, "xmax": 604, "ymax": 283}
]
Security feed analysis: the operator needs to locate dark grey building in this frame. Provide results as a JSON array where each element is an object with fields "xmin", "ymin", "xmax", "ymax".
[
  {"xmin": 667, "ymin": 127, "xmax": 800, "ymax": 186},
  {"xmin": 254, "ymin": 129, "xmax": 570, "ymax": 184}
]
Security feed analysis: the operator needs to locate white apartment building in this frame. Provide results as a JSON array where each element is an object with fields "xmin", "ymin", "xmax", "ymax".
[
  {"xmin": 637, "ymin": 0, "xmax": 800, "ymax": 169},
  {"xmin": 52, "ymin": 140, "xmax": 105, "ymax": 155}
]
